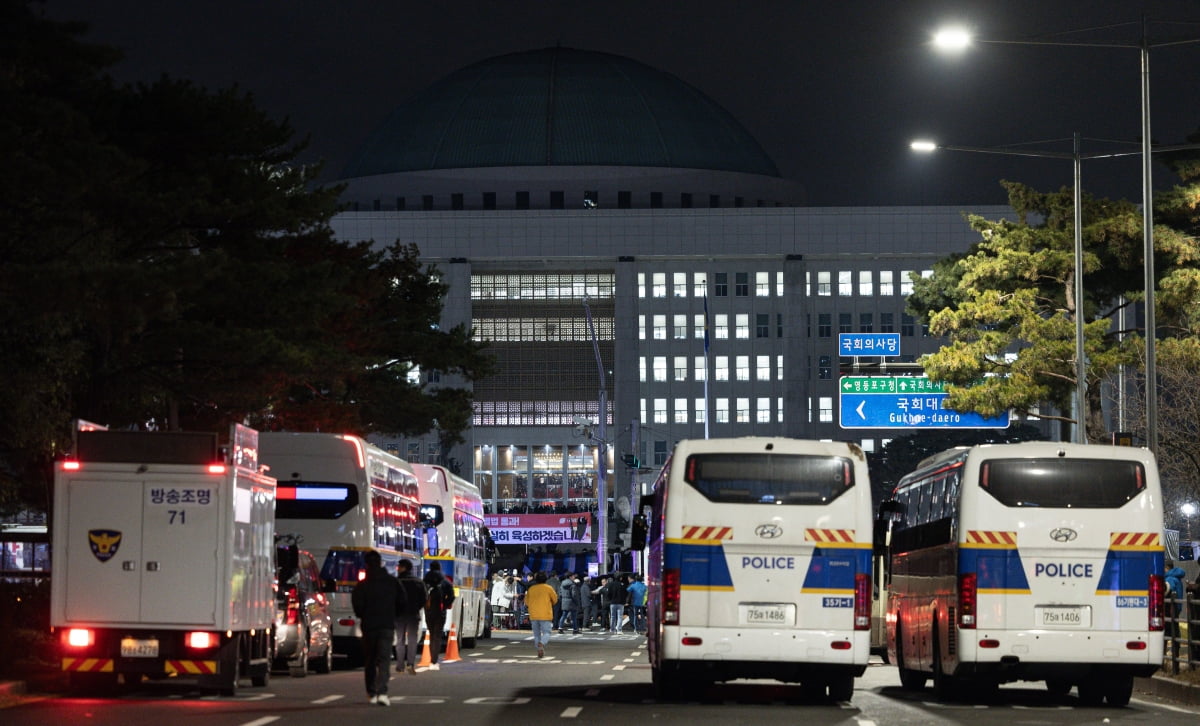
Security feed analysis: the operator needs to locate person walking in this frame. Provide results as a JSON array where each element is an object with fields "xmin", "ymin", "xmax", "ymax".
[
  {"xmin": 557, "ymin": 572, "xmax": 578, "ymax": 633},
  {"xmin": 394, "ymin": 558, "xmax": 426, "ymax": 675},
  {"xmin": 626, "ymin": 574, "xmax": 648, "ymax": 633},
  {"xmin": 351, "ymin": 550, "xmax": 406, "ymax": 705},
  {"xmin": 547, "ymin": 571, "xmax": 563, "ymax": 631},
  {"xmin": 578, "ymin": 573, "xmax": 594, "ymax": 631},
  {"xmin": 605, "ymin": 574, "xmax": 627, "ymax": 634},
  {"xmin": 525, "ymin": 571, "xmax": 559, "ymax": 658},
  {"xmin": 422, "ymin": 561, "xmax": 456, "ymax": 671},
  {"xmin": 594, "ymin": 576, "xmax": 611, "ymax": 631}
]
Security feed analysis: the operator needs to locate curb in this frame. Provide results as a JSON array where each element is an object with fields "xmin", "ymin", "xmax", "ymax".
[
  {"xmin": 0, "ymin": 681, "xmax": 26, "ymax": 696},
  {"xmin": 1135, "ymin": 675, "xmax": 1200, "ymax": 706}
]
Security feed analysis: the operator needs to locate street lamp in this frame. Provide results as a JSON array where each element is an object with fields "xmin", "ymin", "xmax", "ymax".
[
  {"xmin": 1183, "ymin": 502, "xmax": 1197, "ymax": 542},
  {"xmin": 910, "ymin": 134, "xmax": 1174, "ymax": 443},
  {"xmin": 932, "ymin": 18, "xmax": 1200, "ymax": 454}
]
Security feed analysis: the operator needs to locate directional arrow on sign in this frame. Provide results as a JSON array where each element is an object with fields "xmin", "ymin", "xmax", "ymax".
[{"xmin": 856, "ymin": 401, "xmax": 866, "ymax": 420}]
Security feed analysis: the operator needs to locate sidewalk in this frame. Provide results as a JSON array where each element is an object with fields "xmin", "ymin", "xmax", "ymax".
[{"xmin": 1136, "ymin": 673, "xmax": 1200, "ymax": 706}]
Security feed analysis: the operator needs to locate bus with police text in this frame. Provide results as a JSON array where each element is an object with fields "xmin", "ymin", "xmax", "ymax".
[
  {"xmin": 641, "ymin": 437, "xmax": 874, "ymax": 701},
  {"xmin": 885, "ymin": 442, "xmax": 1165, "ymax": 706}
]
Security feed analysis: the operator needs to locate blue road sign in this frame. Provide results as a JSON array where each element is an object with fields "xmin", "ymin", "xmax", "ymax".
[
  {"xmin": 839, "ymin": 376, "xmax": 1010, "ymax": 429},
  {"xmin": 838, "ymin": 333, "xmax": 900, "ymax": 357}
]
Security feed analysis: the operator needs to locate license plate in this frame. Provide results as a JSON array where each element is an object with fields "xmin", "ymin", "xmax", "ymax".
[
  {"xmin": 741, "ymin": 603, "xmax": 794, "ymax": 625},
  {"xmin": 1037, "ymin": 606, "xmax": 1090, "ymax": 627},
  {"xmin": 120, "ymin": 638, "xmax": 159, "ymax": 658}
]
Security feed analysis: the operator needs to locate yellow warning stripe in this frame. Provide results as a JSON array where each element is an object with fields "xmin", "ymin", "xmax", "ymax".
[
  {"xmin": 1109, "ymin": 532, "xmax": 1162, "ymax": 551},
  {"xmin": 165, "ymin": 660, "xmax": 217, "ymax": 675},
  {"xmin": 962, "ymin": 530, "xmax": 1018, "ymax": 548},
  {"xmin": 61, "ymin": 657, "xmax": 113, "ymax": 673}
]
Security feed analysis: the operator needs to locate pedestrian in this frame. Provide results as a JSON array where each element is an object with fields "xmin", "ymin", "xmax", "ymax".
[
  {"xmin": 547, "ymin": 571, "xmax": 563, "ymax": 630},
  {"xmin": 525, "ymin": 571, "xmax": 559, "ymax": 658},
  {"xmin": 351, "ymin": 550, "xmax": 406, "ymax": 705},
  {"xmin": 394, "ymin": 558, "xmax": 426, "ymax": 675},
  {"xmin": 1165, "ymin": 560, "xmax": 1186, "ymax": 638},
  {"xmin": 605, "ymin": 574, "xmax": 627, "ymax": 634},
  {"xmin": 626, "ymin": 574, "xmax": 648, "ymax": 633},
  {"xmin": 577, "ymin": 573, "xmax": 594, "ymax": 630},
  {"xmin": 557, "ymin": 572, "xmax": 578, "ymax": 633},
  {"xmin": 423, "ymin": 561, "xmax": 456, "ymax": 670},
  {"xmin": 594, "ymin": 576, "xmax": 611, "ymax": 631}
]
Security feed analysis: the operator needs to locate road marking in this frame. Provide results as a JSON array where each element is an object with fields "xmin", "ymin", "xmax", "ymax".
[
  {"xmin": 491, "ymin": 645, "xmax": 506, "ymax": 651},
  {"xmin": 1131, "ymin": 698, "xmax": 1199, "ymax": 714},
  {"xmin": 612, "ymin": 665, "xmax": 626, "ymax": 671},
  {"xmin": 629, "ymin": 652, "xmax": 641, "ymax": 657},
  {"xmin": 561, "ymin": 706, "xmax": 583, "ymax": 718},
  {"xmin": 311, "ymin": 695, "xmax": 343, "ymax": 704},
  {"xmin": 600, "ymin": 674, "xmax": 615, "ymax": 681},
  {"xmin": 240, "ymin": 718, "xmax": 280, "ymax": 726},
  {"xmin": 854, "ymin": 719, "xmax": 877, "ymax": 726},
  {"xmin": 623, "ymin": 658, "xmax": 634, "ymax": 663}
]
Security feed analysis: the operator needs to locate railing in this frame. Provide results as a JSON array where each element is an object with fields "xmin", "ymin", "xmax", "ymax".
[{"xmin": 1165, "ymin": 593, "xmax": 1198, "ymax": 675}]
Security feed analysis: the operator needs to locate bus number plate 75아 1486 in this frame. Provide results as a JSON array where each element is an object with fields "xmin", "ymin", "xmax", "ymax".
[{"xmin": 741, "ymin": 603, "xmax": 795, "ymax": 625}]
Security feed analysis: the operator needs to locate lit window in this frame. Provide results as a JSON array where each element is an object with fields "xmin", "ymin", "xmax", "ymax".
[
  {"xmin": 715, "ymin": 398, "xmax": 729, "ymax": 423},
  {"xmin": 756, "ymin": 397, "xmax": 771, "ymax": 423},
  {"xmin": 653, "ymin": 356, "xmax": 667, "ymax": 382},
  {"xmin": 693, "ymin": 272, "xmax": 708, "ymax": 298},
  {"xmin": 694, "ymin": 356, "xmax": 707, "ymax": 381},
  {"xmin": 653, "ymin": 315, "xmax": 666, "ymax": 340},
  {"xmin": 735, "ymin": 314, "xmax": 749, "ymax": 339},
  {"xmin": 736, "ymin": 398, "xmax": 750, "ymax": 423},
  {"xmin": 639, "ymin": 357, "xmax": 646, "ymax": 382},
  {"xmin": 654, "ymin": 398, "xmax": 668, "ymax": 424},
  {"xmin": 674, "ymin": 398, "xmax": 688, "ymax": 424},
  {"xmin": 900, "ymin": 271, "xmax": 915, "ymax": 296},
  {"xmin": 694, "ymin": 314, "xmax": 705, "ymax": 339},
  {"xmin": 673, "ymin": 272, "xmax": 688, "ymax": 298},
  {"xmin": 817, "ymin": 271, "xmax": 831, "ymax": 296},
  {"xmin": 638, "ymin": 273, "xmax": 646, "ymax": 298},
  {"xmin": 638, "ymin": 315, "xmax": 645, "ymax": 340},
  {"xmin": 819, "ymin": 396, "xmax": 833, "ymax": 422},
  {"xmin": 776, "ymin": 355, "xmax": 783, "ymax": 380},
  {"xmin": 879, "ymin": 270, "xmax": 894, "ymax": 296},
  {"xmin": 715, "ymin": 356, "xmax": 729, "ymax": 381},
  {"xmin": 859, "ymin": 270, "xmax": 873, "ymax": 296},
  {"xmin": 776, "ymin": 271, "xmax": 784, "ymax": 297},
  {"xmin": 694, "ymin": 398, "xmax": 707, "ymax": 424},
  {"xmin": 755, "ymin": 272, "xmax": 770, "ymax": 297},
  {"xmin": 777, "ymin": 397, "xmax": 784, "ymax": 423},
  {"xmin": 673, "ymin": 314, "xmax": 688, "ymax": 339},
  {"xmin": 756, "ymin": 355, "xmax": 770, "ymax": 381},
  {"xmin": 673, "ymin": 356, "xmax": 688, "ymax": 381},
  {"xmin": 652, "ymin": 273, "xmax": 667, "ymax": 298},
  {"xmin": 736, "ymin": 356, "xmax": 750, "ymax": 381},
  {"xmin": 715, "ymin": 314, "xmax": 729, "ymax": 339}
]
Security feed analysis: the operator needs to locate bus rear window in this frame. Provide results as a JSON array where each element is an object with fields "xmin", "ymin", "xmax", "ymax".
[
  {"xmin": 980, "ymin": 458, "xmax": 1146, "ymax": 508},
  {"xmin": 275, "ymin": 482, "xmax": 358, "ymax": 519},
  {"xmin": 684, "ymin": 453, "xmax": 854, "ymax": 505}
]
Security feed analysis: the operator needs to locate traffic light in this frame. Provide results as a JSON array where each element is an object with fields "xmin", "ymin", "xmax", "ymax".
[
  {"xmin": 630, "ymin": 514, "xmax": 648, "ymax": 550},
  {"xmin": 621, "ymin": 454, "xmax": 640, "ymax": 468}
]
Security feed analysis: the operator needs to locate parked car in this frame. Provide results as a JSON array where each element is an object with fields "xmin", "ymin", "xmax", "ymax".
[{"xmin": 274, "ymin": 543, "xmax": 334, "ymax": 676}]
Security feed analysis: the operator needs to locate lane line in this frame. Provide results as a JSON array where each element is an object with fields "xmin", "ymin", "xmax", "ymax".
[
  {"xmin": 240, "ymin": 718, "xmax": 280, "ymax": 726},
  {"xmin": 600, "ymin": 674, "xmax": 614, "ymax": 681},
  {"xmin": 311, "ymin": 695, "xmax": 344, "ymax": 704},
  {"xmin": 561, "ymin": 706, "xmax": 583, "ymax": 718},
  {"xmin": 612, "ymin": 665, "xmax": 626, "ymax": 671}
]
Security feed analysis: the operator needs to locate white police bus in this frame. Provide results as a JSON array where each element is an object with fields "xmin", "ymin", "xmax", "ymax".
[
  {"xmin": 640, "ymin": 437, "xmax": 874, "ymax": 701},
  {"xmin": 885, "ymin": 442, "xmax": 1165, "ymax": 706}
]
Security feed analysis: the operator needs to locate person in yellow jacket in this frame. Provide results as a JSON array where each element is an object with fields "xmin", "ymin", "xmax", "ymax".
[{"xmin": 524, "ymin": 571, "xmax": 559, "ymax": 658}]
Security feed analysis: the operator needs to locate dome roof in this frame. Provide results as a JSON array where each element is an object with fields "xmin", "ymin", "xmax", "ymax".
[{"xmin": 342, "ymin": 47, "xmax": 780, "ymax": 179}]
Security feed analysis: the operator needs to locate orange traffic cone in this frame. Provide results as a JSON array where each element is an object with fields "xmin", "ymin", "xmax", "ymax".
[
  {"xmin": 443, "ymin": 624, "xmax": 461, "ymax": 663},
  {"xmin": 416, "ymin": 630, "xmax": 432, "ymax": 667}
]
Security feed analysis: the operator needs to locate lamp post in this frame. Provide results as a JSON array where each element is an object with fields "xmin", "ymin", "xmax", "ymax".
[
  {"xmin": 932, "ymin": 19, "xmax": 1200, "ymax": 455},
  {"xmin": 583, "ymin": 298, "xmax": 608, "ymax": 569}
]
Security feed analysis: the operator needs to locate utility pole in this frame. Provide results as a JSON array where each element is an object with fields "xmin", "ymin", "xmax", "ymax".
[{"xmin": 583, "ymin": 298, "xmax": 608, "ymax": 570}]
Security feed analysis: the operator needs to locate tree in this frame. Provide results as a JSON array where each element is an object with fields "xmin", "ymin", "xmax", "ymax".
[
  {"xmin": 0, "ymin": 1, "xmax": 492, "ymax": 514},
  {"xmin": 907, "ymin": 177, "xmax": 1200, "ymax": 442}
]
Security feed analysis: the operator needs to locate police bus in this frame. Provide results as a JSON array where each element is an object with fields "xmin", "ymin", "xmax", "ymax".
[
  {"xmin": 885, "ymin": 442, "xmax": 1165, "ymax": 706},
  {"xmin": 640, "ymin": 437, "xmax": 874, "ymax": 701},
  {"xmin": 259, "ymin": 432, "xmax": 422, "ymax": 664},
  {"xmin": 412, "ymin": 463, "xmax": 489, "ymax": 648}
]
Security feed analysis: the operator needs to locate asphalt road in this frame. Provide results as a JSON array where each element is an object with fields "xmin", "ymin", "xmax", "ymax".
[{"xmin": 3, "ymin": 630, "xmax": 1199, "ymax": 725}]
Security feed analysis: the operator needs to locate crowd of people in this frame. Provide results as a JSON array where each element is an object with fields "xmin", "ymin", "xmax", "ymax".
[{"xmin": 489, "ymin": 569, "xmax": 648, "ymax": 648}]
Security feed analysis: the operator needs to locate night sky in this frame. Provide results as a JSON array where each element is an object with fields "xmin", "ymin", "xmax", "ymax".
[{"xmin": 41, "ymin": 0, "xmax": 1200, "ymax": 207}]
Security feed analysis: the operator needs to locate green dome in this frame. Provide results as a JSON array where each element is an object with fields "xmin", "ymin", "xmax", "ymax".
[{"xmin": 342, "ymin": 47, "xmax": 780, "ymax": 178}]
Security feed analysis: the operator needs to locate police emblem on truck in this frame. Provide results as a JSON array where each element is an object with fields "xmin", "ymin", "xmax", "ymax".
[{"xmin": 88, "ymin": 529, "xmax": 122, "ymax": 562}]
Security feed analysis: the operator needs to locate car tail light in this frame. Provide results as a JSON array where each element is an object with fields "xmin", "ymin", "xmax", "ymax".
[
  {"xmin": 357, "ymin": 569, "xmax": 367, "ymax": 582},
  {"xmin": 64, "ymin": 628, "xmax": 93, "ymax": 648},
  {"xmin": 663, "ymin": 567, "xmax": 681, "ymax": 625},
  {"xmin": 285, "ymin": 587, "xmax": 301, "ymax": 625},
  {"xmin": 186, "ymin": 631, "xmax": 217, "ymax": 649},
  {"xmin": 1149, "ymin": 573, "xmax": 1164, "ymax": 631},
  {"xmin": 854, "ymin": 572, "xmax": 870, "ymax": 630},
  {"xmin": 958, "ymin": 572, "xmax": 977, "ymax": 629}
]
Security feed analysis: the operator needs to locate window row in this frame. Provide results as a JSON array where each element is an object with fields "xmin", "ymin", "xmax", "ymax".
[
  {"xmin": 640, "ymin": 355, "xmax": 783, "ymax": 382},
  {"xmin": 638, "ymin": 272, "xmax": 783, "ymax": 299},
  {"xmin": 474, "ymin": 316, "xmax": 615, "ymax": 342},
  {"xmin": 471, "ymin": 273, "xmax": 615, "ymax": 301},
  {"xmin": 640, "ymin": 397, "xmax": 784, "ymax": 425},
  {"xmin": 810, "ymin": 312, "xmax": 928, "ymax": 338},
  {"xmin": 638, "ymin": 313, "xmax": 783, "ymax": 340},
  {"xmin": 808, "ymin": 270, "xmax": 932, "ymax": 297}
]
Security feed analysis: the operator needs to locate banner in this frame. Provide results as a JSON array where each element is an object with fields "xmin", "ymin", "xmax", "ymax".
[{"xmin": 485, "ymin": 513, "xmax": 592, "ymax": 544}]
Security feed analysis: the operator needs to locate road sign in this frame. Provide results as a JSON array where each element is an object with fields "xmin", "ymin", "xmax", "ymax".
[
  {"xmin": 838, "ymin": 376, "xmax": 1010, "ymax": 429},
  {"xmin": 838, "ymin": 333, "xmax": 900, "ymax": 357}
]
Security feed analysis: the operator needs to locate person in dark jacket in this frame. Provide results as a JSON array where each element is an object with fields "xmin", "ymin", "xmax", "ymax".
[
  {"xmin": 351, "ymin": 550, "xmax": 406, "ymax": 705},
  {"xmin": 423, "ymin": 562, "xmax": 456, "ymax": 670},
  {"xmin": 605, "ymin": 575, "xmax": 628, "ymax": 634},
  {"xmin": 394, "ymin": 558, "xmax": 426, "ymax": 675}
]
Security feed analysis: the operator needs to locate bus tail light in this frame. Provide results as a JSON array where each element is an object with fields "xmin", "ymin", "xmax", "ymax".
[
  {"xmin": 1149, "ymin": 573, "xmax": 1165, "ymax": 631},
  {"xmin": 958, "ymin": 572, "xmax": 977, "ymax": 629},
  {"xmin": 853, "ymin": 572, "xmax": 870, "ymax": 630},
  {"xmin": 64, "ymin": 628, "xmax": 94, "ymax": 648},
  {"xmin": 663, "ymin": 567, "xmax": 681, "ymax": 625}
]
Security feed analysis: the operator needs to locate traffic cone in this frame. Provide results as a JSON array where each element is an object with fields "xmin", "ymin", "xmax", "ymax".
[
  {"xmin": 416, "ymin": 630, "xmax": 432, "ymax": 667},
  {"xmin": 443, "ymin": 624, "xmax": 461, "ymax": 663}
]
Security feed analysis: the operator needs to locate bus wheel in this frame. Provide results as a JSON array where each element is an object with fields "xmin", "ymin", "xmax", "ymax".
[
  {"xmin": 931, "ymin": 629, "xmax": 955, "ymax": 701},
  {"xmin": 1104, "ymin": 675, "xmax": 1133, "ymax": 707},
  {"xmin": 1045, "ymin": 678, "xmax": 1072, "ymax": 697},
  {"xmin": 895, "ymin": 626, "xmax": 926, "ymax": 691},
  {"xmin": 828, "ymin": 674, "xmax": 854, "ymax": 702},
  {"xmin": 1077, "ymin": 680, "xmax": 1104, "ymax": 707}
]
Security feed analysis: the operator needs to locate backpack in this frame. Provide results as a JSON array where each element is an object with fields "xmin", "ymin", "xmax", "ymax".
[{"xmin": 426, "ymin": 579, "xmax": 455, "ymax": 611}]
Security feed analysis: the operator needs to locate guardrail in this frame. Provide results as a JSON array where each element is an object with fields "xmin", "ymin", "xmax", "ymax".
[{"xmin": 1165, "ymin": 593, "xmax": 1198, "ymax": 675}]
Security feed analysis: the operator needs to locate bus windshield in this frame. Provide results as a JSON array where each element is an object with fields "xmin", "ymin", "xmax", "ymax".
[
  {"xmin": 684, "ymin": 453, "xmax": 854, "ymax": 505},
  {"xmin": 980, "ymin": 458, "xmax": 1145, "ymax": 509},
  {"xmin": 275, "ymin": 482, "xmax": 359, "ymax": 519}
]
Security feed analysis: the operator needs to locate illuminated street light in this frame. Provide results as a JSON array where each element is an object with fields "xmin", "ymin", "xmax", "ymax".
[
  {"xmin": 1183, "ymin": 502, "xmax": 1197, "ymax": 541},
  {"xmin": 931, "ymin": 18, "xmax": 1200, "ymax": 455}
]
